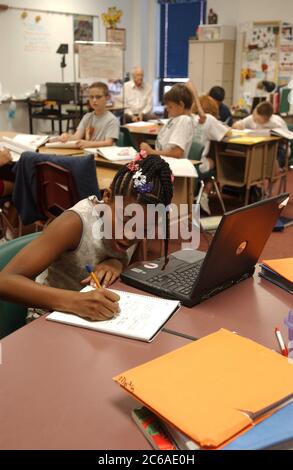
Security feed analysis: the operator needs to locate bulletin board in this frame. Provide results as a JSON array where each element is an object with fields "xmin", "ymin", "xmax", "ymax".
[
  {"xmin": 239, "ymin": 21, "xmax": 280, "ymax": 104},
  {"xmin": 239, "ymin": 21, "xmax": 293, "ymax": 105}
]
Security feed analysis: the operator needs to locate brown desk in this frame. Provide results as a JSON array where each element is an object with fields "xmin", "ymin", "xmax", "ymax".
[
  {"xmin": 166, "ymin": 269, "xmax": 292, "ymax": 350},
  {"xmin": 0, "ymin": 315, "xmax": 189, "ymax": 450},
  {"xmin": 215, "ymin": 135, "xmax": 281, "ymax": 205}
]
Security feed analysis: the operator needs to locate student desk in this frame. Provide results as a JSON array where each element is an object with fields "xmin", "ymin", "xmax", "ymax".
[
  {"xmin": 164, "ymin": 269, "xmax": 292, "ymax": 350},
  {"xmin": 214, "ymin": 135, "xmax": 281, "ymax": 205},
  {"xmin": 0, "ymin": 315, "xmax": 189, "ymax": 450}
]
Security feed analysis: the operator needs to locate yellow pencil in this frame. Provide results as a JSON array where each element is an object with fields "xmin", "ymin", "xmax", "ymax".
[{"xmin": 85, "ymin": 264, "xmax": 101, "ymax": 289}]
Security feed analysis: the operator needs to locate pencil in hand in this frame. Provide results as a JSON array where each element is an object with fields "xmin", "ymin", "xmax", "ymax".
[{"xmin": 85, "ymin": 264, "xmax": 101, "ymax": 289}]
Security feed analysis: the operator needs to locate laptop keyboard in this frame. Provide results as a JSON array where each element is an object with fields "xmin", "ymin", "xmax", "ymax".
[{"xmin": 148, "ymin": 260, "xmax": 204, "ymax": 296}]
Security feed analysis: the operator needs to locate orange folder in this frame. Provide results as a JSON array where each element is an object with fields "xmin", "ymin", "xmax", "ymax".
[
  {"xmin": 261, "ymin": 258, "xmax": 293, "ymax": 283},
  {"xmin": 113, "ymin": 329, "xmax": 293, "ymax": 449}
]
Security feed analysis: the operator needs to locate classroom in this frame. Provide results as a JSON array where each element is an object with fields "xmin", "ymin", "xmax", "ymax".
[{"xmin": 0, "ymin": 0, "xmax": 292, "ymax": 457}]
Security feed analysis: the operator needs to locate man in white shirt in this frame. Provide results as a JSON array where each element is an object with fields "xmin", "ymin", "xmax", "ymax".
[{"xmin": 123, "ymin": 67, "xmax": 154, "ymax": 123}]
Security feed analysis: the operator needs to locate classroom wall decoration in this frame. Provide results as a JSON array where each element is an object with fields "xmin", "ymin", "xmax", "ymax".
[
  {"xmin": 73, "ymin": 15, "xmax": 93, "ymax": 42},
  {"xmin": 78, "ymin": 43, "xmax": 123, "ymax": 81},
  {"xmin": 239, "ymin": 21, "xmax": 293, "ymax": 106}
]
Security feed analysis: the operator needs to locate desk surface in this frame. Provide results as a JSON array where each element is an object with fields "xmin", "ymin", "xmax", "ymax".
[
  {"xmin": 224, "ymin": 134, "xmax": 281, "ymax": 146},
  {"xmin": 0, "ymin": 315, "xmax": 189, "ymax": 450},
  {"xmin": 166, "ymin": 269, "xmax": 292, "ymax": 350}
]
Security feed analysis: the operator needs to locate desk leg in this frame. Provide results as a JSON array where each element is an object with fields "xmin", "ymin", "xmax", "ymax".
[
  {"xmin": 262, "ymin": 143, "xmax": 268, "ymax": 198},
  {"xmin": 244, "ymin": 147, "xmax": 253, "ymax": 206}
]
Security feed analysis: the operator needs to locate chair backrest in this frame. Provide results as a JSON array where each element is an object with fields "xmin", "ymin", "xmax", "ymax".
[
  {"xmin": 0, "ymin": 232, "xmax": 40, "ymax": 339},
  {"xmin": 188, "ymin": 141, "xmax": 204, "ymax": 161},
  {"xmin": 119, "ymin": 126, "xmax": 138, "ymax": 150},
  {"xmin": 117, "ymin": 131, "xmax": 125, "ymax": 147},
  {"xmin": 36, "ymin": 161, "xmax": 80, "ymax": 220}
]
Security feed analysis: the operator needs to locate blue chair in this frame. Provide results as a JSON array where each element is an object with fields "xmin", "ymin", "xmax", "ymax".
[{"xmin": 0, "ymin": 232, "xmax": 39, "ymax": 339}]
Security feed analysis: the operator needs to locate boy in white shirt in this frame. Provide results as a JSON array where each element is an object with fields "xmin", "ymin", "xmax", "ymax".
[
  {"xmin": 233, "ymin": 101, "xmax": 288, "ymax": 167},
  {"xmin": 140, "ymin": 84, "xmax": 194, "ymax": 159}
]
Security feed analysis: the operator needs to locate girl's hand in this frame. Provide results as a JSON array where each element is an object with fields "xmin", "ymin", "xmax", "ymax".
[
  {"xmin": 140, "ymin": 142, "xmax": 154, "ymax": 155},
  {"xmin": 81, "ymin": 259, "xmax": 123, "ymax": 288},
  {"xmin": 74, "ymin": 288, "xmax": 120, "ymax": 321}
]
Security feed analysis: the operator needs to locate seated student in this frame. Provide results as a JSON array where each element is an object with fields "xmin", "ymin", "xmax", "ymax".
[
  {"xmin": 233, "ymin": 101, "xmax": 288, "ymax": 167},
  {"xmin": 209, "ymin": 86, "xmax": 233, "ymax": 126},
  {"xmin": 191, "ymin": 95, "xmax": 230, "ymax": 214},
  {"xmin": 0, "ymin": 155, "xmax": 173, "ymax": 322},
  {"xmin": 0, "ymin": 149, "xmax": 14, "ymax": 196},
  {"xmin": 139, "ymin": 84, "xmax": 194, "ymax": 159},
  {"xmin": 50, "ymin": 82, "xmax": 119, "ymax": 149}
]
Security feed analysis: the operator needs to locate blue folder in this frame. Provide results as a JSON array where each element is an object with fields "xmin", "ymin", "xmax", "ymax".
[{"xmin": 222, "ymin": 402, "xmax": 293, "ymax": 450}]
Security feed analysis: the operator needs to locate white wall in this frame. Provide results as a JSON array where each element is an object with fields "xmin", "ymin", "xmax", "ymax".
[
  {"xmin": 208, "ymin": 0, "xmax": 293, "ymax": 25},
  {"xmin": 0, "ymin": 0, "xmax": 158, "ymax": 131},
  {"xmin": 207, "ymin": 0, "xmax": 293, "ymax": 103}
]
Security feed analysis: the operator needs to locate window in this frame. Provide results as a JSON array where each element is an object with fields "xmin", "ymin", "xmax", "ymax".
[{"xmin": 159, "ymin": 0, "xmax": 206, "ymax": 79}]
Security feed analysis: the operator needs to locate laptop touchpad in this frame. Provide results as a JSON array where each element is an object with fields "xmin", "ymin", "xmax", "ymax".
[{"xmin": 171, "ymin": 250, "xmax": 206, "ymax": 263}]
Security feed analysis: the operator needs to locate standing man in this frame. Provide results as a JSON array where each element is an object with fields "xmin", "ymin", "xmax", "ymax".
[{"xmin": 123, "ymin": 67, "xmax": 154, "ymax": 123}]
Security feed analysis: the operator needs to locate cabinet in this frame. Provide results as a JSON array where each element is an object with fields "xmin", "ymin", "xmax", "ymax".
[{"xmin": 188, "ymin": 39, "xmax": 235, "ymax": 106}]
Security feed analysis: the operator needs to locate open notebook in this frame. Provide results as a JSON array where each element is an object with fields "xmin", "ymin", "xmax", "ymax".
[
  {"xmin": 45, "ymin": 141, "xmax": 80, "ymax": 149},
  {"xmin": 0, "ymin": 134, "xmax": 49, "ymax": 161},
  {"xmin": 46, "ymin": 286, "xmax": 180, "ymax": 342},
  {"xmin": 84, "ymin": 146, "xmax": 137, "ymax": 161}
]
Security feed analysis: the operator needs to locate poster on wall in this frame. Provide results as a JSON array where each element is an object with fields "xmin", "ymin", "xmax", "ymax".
[{"xmin": 73, "ymin": 15, "xmax": 93, "ymax": 52}]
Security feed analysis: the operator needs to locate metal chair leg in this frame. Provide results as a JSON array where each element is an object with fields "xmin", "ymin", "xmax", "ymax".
[{"xmin": 211, "ymin": 176, "xmax": 226, "ymax": 213}]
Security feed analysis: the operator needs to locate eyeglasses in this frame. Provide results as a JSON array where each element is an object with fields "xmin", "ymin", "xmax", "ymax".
[{"xmin": 89, "ymin": 94, "xmax": 105, "ymax": 100}]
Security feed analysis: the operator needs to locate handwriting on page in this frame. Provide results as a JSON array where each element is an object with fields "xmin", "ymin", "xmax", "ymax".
[
  {"xmin": 103, "ymin": 293, "xmax": 165, "ymax": 336},
  {"xmin": 117, "ymin": 375, "xmax": 135, "ymax": 392}
]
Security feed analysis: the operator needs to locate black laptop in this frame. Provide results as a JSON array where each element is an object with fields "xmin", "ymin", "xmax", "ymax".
[{"xmin": 121, "ymin": 194, "xmax": 289, "ymax": 307}]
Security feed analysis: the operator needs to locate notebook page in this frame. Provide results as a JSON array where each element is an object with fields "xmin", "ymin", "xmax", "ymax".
[{"xmin": 46, "ymin": 287, "xmax": 180, "ymax": 341}]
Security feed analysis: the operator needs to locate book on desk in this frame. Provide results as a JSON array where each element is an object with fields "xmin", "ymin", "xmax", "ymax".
[
  {"xmin": 114, "ymin": 328, "xmax": 293, "ymax": 449},
  {"xmin": 84, "ymin": 146, "xmax": 137, "ymax": 161},
  {"xmin": 46, "ymin": 286, "xmax": 181, "ymax": 342},
  {"xmin": 231, "ymin": 128, "xmax": 293, "ymax": 140},
  {"xmin": 45, "ymin": 140, "xmax": 80, "ymax": 149},
  {"xmin": 259, "ymin": 258, "xmax": 293, "ymax": 294},
  {"xmin": 0, "ymin": 134, "xmax": 49, "ymax": 161}
]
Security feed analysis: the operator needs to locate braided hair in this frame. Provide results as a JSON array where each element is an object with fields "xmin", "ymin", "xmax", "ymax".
[{"xmin": 111, "ymin": 155, "xmax": 174, "ymax": 268}]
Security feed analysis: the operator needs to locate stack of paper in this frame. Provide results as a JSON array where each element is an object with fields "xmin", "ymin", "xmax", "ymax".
[
  {"xmin": 161, "ymin": 156, "xmax": 197, "ymax": 178},
  {"xmin": 259, "ymin": 258, "xmax": 293, "ymax": 294},
  {"xmin": 114, "ymin": 329, "xmax": 293, "ymax": 449}
]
